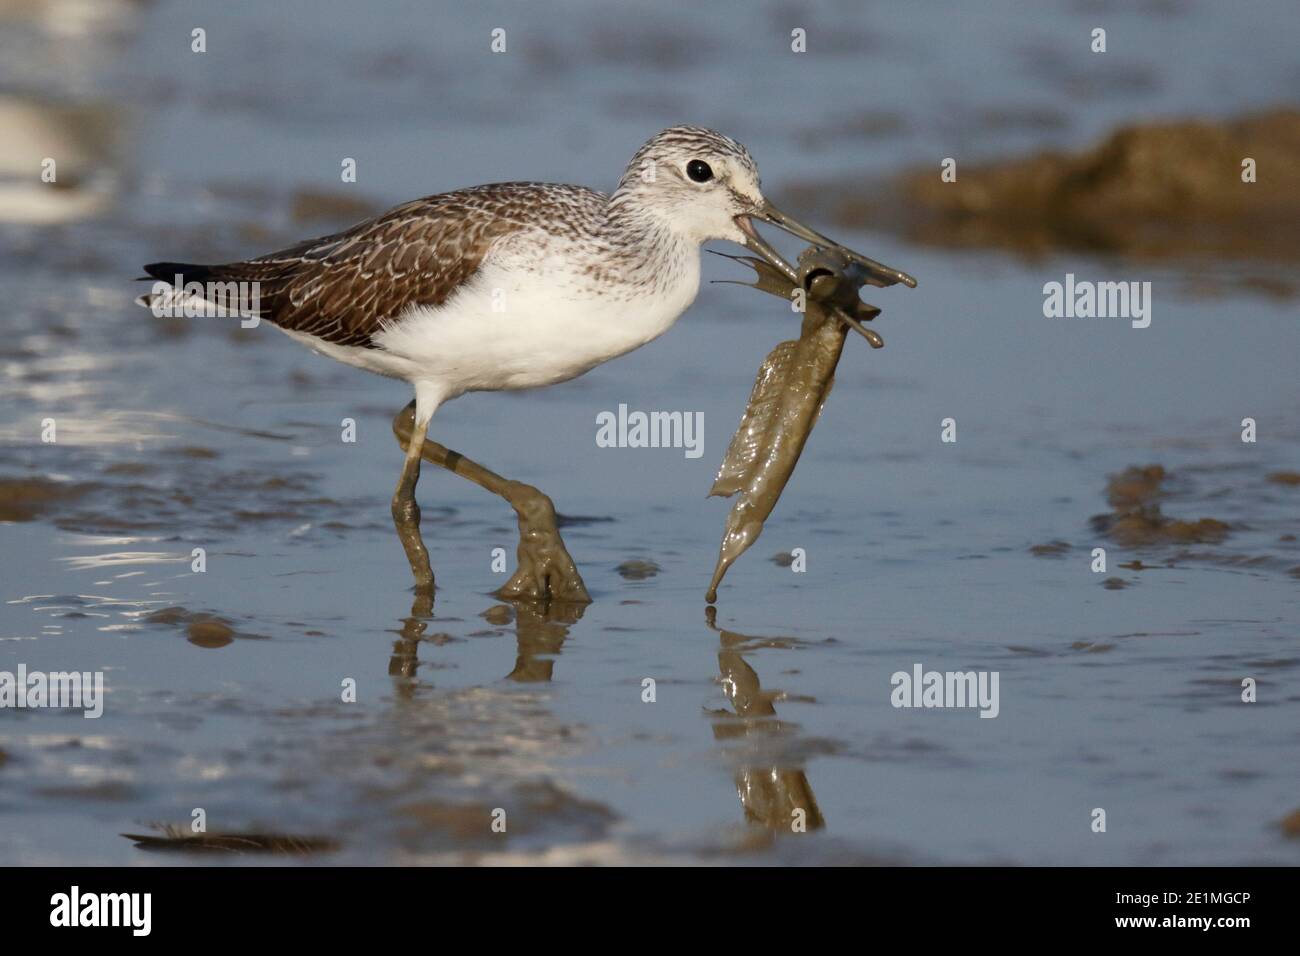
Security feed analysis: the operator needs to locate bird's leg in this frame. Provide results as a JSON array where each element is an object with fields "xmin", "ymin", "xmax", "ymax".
[
  {"xmin": 391, "ymin": 407, "xmax": 434, "ymax": 596},
  {"xmin": 392, "ymin": 401, "xmax": 591, "ymax": 604}
]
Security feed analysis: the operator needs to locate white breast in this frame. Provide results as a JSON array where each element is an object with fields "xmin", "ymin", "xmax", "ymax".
[{"xmin": 372, "ymin": 235, "xmax": 701, "ymax": 396}]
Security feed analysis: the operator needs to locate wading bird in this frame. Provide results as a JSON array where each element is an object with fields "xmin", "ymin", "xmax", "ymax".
[{"xmin": 139, "ymin": 126, "xmax": 915, "ymax": 602}]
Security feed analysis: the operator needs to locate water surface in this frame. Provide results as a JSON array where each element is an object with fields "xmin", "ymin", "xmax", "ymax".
[{"xmin": 1, "ymin": 0, "xmax": 1298, "ymax": 865}]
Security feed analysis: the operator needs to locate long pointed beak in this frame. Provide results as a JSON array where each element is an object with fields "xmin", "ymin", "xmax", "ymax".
[{"xmin": 736, "ymin": 202, "xmax": 917, "ymax": 289}]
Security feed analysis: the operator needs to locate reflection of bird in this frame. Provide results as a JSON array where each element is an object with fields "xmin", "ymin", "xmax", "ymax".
[{"xmin": 139, "ymin": 127, "xmax": 914, "ymax": 601}]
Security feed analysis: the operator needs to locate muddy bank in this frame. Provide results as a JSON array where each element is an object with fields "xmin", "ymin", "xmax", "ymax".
[{"xmin": 791, "ymin": 109, "xmax": 1300, "ymax": 274}]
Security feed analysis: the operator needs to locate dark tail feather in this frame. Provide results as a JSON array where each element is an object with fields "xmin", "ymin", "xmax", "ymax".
[
  {"xmin": 137, "ymin": 261, "xmax": 237, "ymax": 313},
  {"xmin": 143, "ymin": 261, "xmax": 215, "ymax": 285}
]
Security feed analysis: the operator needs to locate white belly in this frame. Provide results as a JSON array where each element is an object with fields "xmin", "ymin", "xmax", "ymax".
[{"xmin": 370, "ymin": 255, "xmax": 701, "ymax": 395}]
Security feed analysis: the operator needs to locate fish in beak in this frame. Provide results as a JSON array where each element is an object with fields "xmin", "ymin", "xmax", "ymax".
[{"xmin": 735, "ymin": 201, "xmax": 917, "ymax": 290}]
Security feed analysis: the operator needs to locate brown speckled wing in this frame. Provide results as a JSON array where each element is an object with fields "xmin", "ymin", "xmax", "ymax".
[{"xmin": 185, "ymin": 184, "xmax": 579, "ymax": 348}]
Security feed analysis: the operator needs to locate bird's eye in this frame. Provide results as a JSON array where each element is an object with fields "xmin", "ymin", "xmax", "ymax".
[{"xmin": 686, "ymin": 159, "xmax": 713, "ymax": 183}]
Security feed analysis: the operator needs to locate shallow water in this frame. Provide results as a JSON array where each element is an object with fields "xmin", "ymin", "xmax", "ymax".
[{"xmin": 1, "ymin": 0, "xmax": 1298, "ymax": 865}]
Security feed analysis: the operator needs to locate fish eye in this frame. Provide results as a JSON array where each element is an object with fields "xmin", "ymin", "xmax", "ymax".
[{"xmin": 686, "ymin": 159, "xmax": 713, "ymax": 183}]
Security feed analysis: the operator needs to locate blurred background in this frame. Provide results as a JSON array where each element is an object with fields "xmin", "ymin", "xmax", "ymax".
[{"xmin": 0, "ymin": 0, "xmax": 1297, "ymax": 865}]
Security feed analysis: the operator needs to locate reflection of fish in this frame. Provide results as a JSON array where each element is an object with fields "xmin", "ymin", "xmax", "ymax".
[
  {"xmin": 707, "ymin": 610, "xmax": 825, "ymax": 831},
  {"xmin": 706, "ymin": 249, "xmax": 885, "ymax": 603}
]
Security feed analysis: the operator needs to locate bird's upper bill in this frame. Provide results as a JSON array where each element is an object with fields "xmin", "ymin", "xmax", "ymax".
[{"xmin": 735, "ymin": 203, "xmax": 917, "ymax": 290}]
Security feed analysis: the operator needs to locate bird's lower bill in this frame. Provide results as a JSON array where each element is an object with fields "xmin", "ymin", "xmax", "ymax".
[{"xmin": 735, "ymin": 205, "xmax": 918, "ymax": 289}]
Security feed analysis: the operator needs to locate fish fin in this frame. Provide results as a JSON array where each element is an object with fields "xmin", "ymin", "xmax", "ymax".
[
  {"xmin": 709, "ymin": 339, "xmax": 800, "ymax": 496},
  {"xmin": 708, "ymin": 249, "xmax": 797, "ymax": 301}
]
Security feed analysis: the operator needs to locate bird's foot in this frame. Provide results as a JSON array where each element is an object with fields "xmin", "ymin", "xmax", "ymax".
[{"xmin": 497, "ymin": 481, "xmax": 592, "ymax": 604}]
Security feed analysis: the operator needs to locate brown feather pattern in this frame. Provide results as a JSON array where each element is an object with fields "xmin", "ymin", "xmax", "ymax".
[{"xmin": 168, "ymin": 183, "xmax": 609, "ymax": 348}]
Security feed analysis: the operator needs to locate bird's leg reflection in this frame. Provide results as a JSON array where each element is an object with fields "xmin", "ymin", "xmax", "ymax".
[
  {"xmin": 483, "ymin": 598, "xmax": 587, "ymax": 683},
  {"xmin": 706, "ymin": 606, "xmax": 825, "ymax": 832},
  {"xmin": 387, "ymin": 593, "xmax": 584, "ymax": 699},
  {"xmin": 392, "ymin": 401, "xmax": 591, "ymax": 604},
  {"xmin": 388, "ymin": 586, "xmax": 434, "ymax": 689}
]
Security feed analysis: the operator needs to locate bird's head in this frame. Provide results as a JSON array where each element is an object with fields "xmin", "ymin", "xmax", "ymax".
[{"xmin": 615, "ymin": 125, "xmax": 916, "ymax": 289}]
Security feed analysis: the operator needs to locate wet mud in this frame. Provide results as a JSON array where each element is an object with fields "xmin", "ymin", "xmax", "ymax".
[
  {"xmin": 1092, "ymin": 464, "xmax": 1231, "ymax": 547},
  {"xmin": 0, "ymin": 478, "xmax": 95, "ymax": 522},
  {"xmin": 791, "ymin": 109, "xmax": 1300, "ymax": 287},
  {"xmin": 144, "ymin": 606, "xmax": 270, "ymax": 648},
  {"xmin": 1027, "ymin": 463, "xmax": 1299, "ymax": 585}
]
